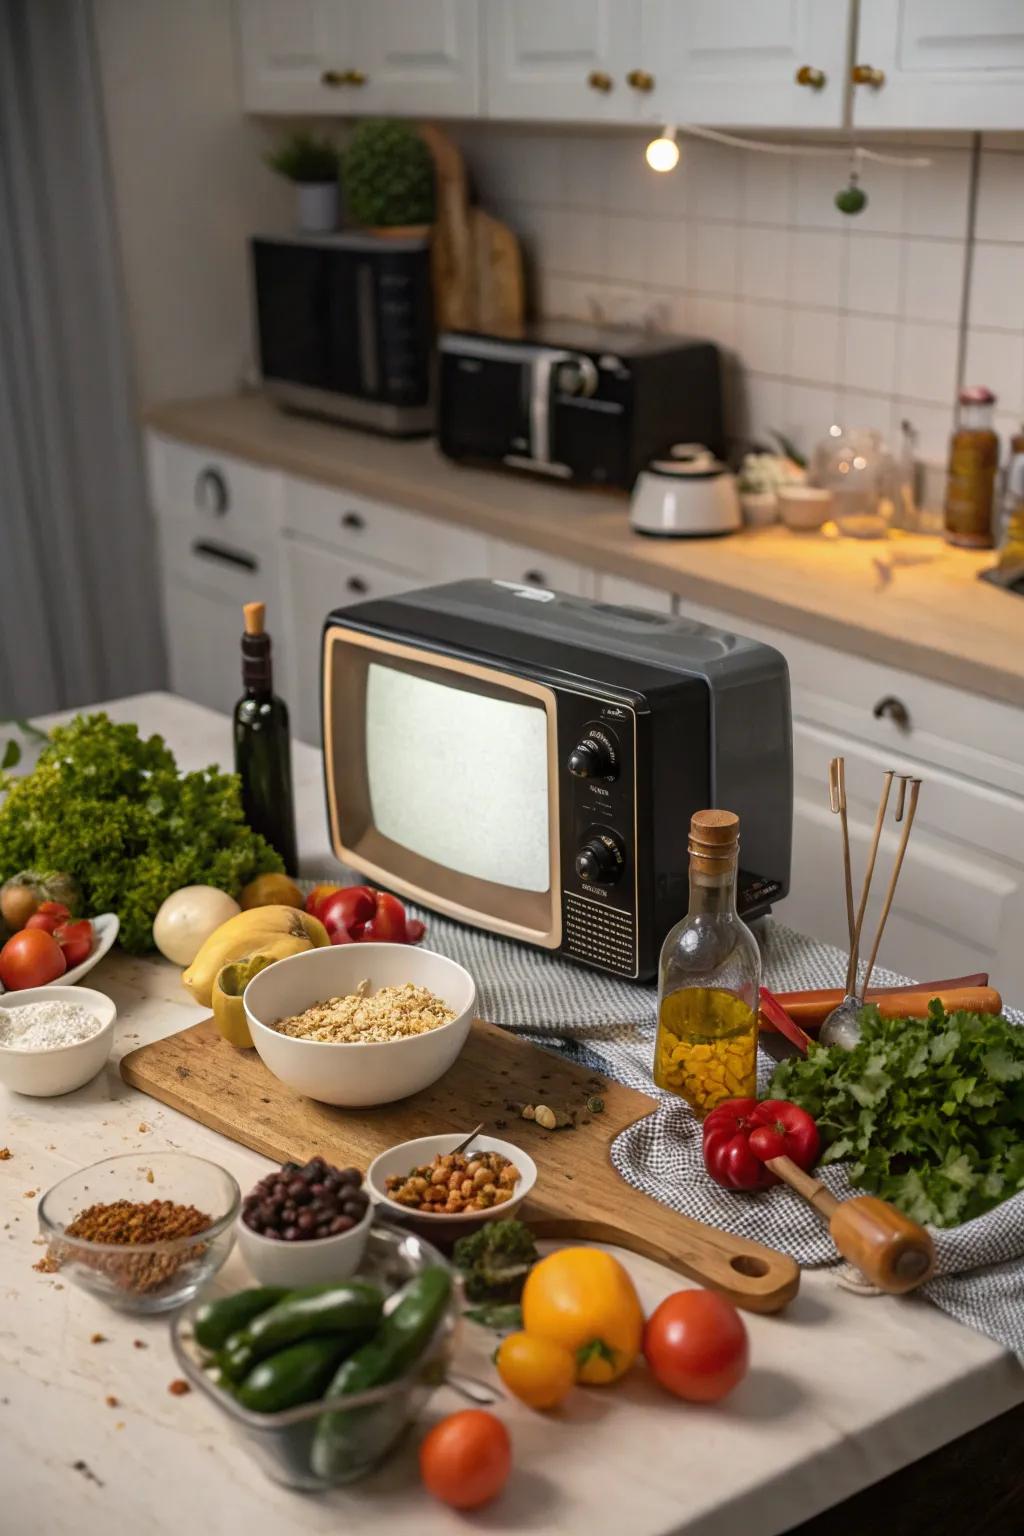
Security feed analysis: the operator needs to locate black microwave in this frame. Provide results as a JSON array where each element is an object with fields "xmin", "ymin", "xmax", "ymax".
[
  {"xmin": 320, "ymin": 580, "xmax": 792, "ymax": 980},
  {"xmin": 437, "ymin": 321, "xmax": 724, "ymax": 486},
  {"xmin": 250, "ymin": 232, "xmax": 434, "ymax": 436}
]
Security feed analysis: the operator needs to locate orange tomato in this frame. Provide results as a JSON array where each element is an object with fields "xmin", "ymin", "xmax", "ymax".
[
  {"xmin": 643, "ymin": 1290, "xmax": 749, "ymax": 1403},
  {"xmin": 304, "ymin": 882, "xmax": 342, "ymax": 921},
  {"xmin": 419, "ymin": 1410, "xmax": 511, "ymax": 1510},
  {"xmin": 496, "ymin": 1331, "xmax": 575, "ymax": 1410},
  {"xmin": 521, "ymin": 1248, "xmax": 644, "ymax": 1385}
]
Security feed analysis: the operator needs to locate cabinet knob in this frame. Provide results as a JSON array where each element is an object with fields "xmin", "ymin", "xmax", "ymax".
[
  {"xmin": 341, "ymin": 510, "xmax": 365, "ymax": 531},
  {"xmin": 587, "ymin": 69, "xmax": 613, "ymax": 93},
  {"xmin": 195, "ymin": 467, "xmax": 228, "ymax": 515},
  {"xmin": 626, "ymin": 68, "xmax": 655, "ymax": 92},
  {"xmin": 852, "ymin": 63, "xmax": 886, "ymax": 88},
  {"xmin": 523, "ymin": 569, "xmax": 547, "ymax": 586},
  {"xmin": 795, "ymin": 64, "xmax": 826, "ymax": 90},
  {"xmin": 873, "ymin": 695, "xmax": 911, "ymax": 729},
  {"xmin": 346, "ymin": 575, "xmax": 369, "ymax": 595},
  {"xmin": 321, "ymin": 69, "xmax": 345, "ymax": 87},
  {"xmin": 343, "ymin": 68, "xmax": 367, "ymax": 86}
]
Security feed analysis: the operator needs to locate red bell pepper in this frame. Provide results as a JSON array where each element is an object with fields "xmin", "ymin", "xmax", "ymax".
[{"xmin": 703, "ymin": 1098, "xmax": 820, "ymax": 1191}]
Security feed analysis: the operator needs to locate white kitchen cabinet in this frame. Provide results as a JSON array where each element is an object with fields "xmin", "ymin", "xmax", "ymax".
[
  {"xmin": 483, "ymin": 0, "xmax": 644, "ymax": 122},
  {"xmin": 641, "ymin": 1, "xmax": 852, "ymax": 129},
  {"xmin": 594, "ymin": 573, "xmax": 673, "ymax": 612},
  {"xmin": 487, "ymin": 539, "xmax": 595, "ymax": 596},
  {"xmin": 238, "ymin": 0, "xmax": 479, "ymax": 116},
  {"xmin": 283, "ymin": 476, "xmax": 489, "ymax": 579},
  {"xmin": 282, "ymin": 535, "xmax": 422, "ymax": 745},
  {"xmin": 853, "ymin": 0, "xmax": 1024, "ymax": 128}
]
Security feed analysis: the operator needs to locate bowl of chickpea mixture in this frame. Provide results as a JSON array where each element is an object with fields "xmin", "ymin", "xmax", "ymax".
[{"xmin": 367, "ymin": 1133, "xmax": 537, "ymax": 1239}]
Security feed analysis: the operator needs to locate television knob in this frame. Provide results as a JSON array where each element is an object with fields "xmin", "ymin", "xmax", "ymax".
[
  {"xmin": 567, "ymin": 728, "xmax": 618, "ymax": 780},
  {"xmin": 555, "ymin": 356, "xmax": 599, "ymax": 397},
  {"xmin": 575, "ymin": 831, "xmax": 625, "ymax": 886}
]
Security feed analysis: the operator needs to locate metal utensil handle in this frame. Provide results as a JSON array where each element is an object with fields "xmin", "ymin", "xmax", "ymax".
[
  {"xmin": 861, "ymin": 778, "xmax": 922, "ymax": 995},
  {"xmin": 846, "ymin": 769, "xmax": 894, "ymax": 995}
]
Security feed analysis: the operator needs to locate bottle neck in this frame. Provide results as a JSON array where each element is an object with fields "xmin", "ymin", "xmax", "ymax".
[
  {"xmin": 242, "ymin": 632, "xmax": 273, "ymax": 695},
  {"xmin": 960, "ymin": 402, "xmax": 993, "ymax": 432},
  {"xmin": 688, "ymin": 860, "xmax": 739, "ymax": 918}
]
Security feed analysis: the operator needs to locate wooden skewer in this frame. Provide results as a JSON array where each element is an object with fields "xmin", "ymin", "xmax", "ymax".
[
  {"xmin": 861, "ymin": 777, "xmax": 922, "ymax": 995},
  {"xmin": 845, "ymin": 769, "xmax": 894, "ymax": 995},
  {"xmin": 828, "ymin": 758, "xmax": 856, "ymax": 958},
  {"xmin": 765, "ymin": 1154, "xmax": 935, "ymax": 1293}
]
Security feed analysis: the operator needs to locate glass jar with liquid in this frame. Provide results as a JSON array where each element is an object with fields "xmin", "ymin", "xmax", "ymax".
[
  {"xmin": 945, "ymin": 386, "xmax": 999, "ymax": 549},
  {"xmin": 653, "ymin": 810, "xmax": 760, "ymax": 1116}
]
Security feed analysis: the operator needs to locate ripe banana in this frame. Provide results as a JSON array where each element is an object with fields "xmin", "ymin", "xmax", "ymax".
[{"xmin": 182, "ymin": 905, "xmax": 330, "ymax": 1006}]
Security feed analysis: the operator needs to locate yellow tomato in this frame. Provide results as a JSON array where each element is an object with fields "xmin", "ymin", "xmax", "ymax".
[
  {"xmin": 239, "ymin": 873, "xmax": 303, "ymax": 910},
  {"xmin": 521, "ymin": 1248, "xmax": 644, "ymax": 1385},
  {"xmin": 496, "ymin": 1331, "xmax": 575, "ymax": 1410}
]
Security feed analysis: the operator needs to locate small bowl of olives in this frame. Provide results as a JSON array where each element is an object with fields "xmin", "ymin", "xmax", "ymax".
[{"xmin": 236, "ymin": 1157, "xmax": 373, "ymax": 1287}]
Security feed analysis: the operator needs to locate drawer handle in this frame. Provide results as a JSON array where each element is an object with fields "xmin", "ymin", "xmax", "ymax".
[
  {"xmin": 191, "ymin": 539, "xmax": 258, "ymax": 574},
  {"xmin": 873, "ymin": 695, "xmax": 911, "ymax": 729},
  {"xmin": 346, "ymin": 575, "xmax": 369, "ymax": 595},
  {"xmin": 195, "ymin": 467, "xmax": 228, "ymax": 515},
  {"xmin": 341, "ymin": 511, "xmax": 365, "ymax": 531},
  {"xmin": 523, "ymin": 569, "xmax": 547, "ymax": 586}
]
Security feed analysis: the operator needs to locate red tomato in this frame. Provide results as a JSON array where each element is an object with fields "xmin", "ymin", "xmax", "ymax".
[
  {"xmin": 25, "ymin": 911, "xmax": 62, "ymax": 935},
  {"xmin": 55, "ymin": 919, "xmax": 93, "ymax": 968},
  {"xmin": 406, "ymin": 918, "xmax": 426, "ymax": 944},
  {"xmin": 0, "ymin": 929, "xmax": 68, "ymax": 990},
  {"xmin": 643, "ymin": 1290, "xmax": 749, "ymax": 1403},
  {"xmin": 37, "ymin": 901, "xmax": 71, "ymax": 919},
  {"xmin": 319, "ymin": 885, "xmax": 377, "ymax": 941},
  {"xmin": 419, "ymin": 1410, "xmax": 511, "ymax": 1510},
  {"xmin": 359, "ymin": 891, "xmax": 408, "ymax": 943},
  {"xmin": 304, "ymin": 883, "xmax": 342, "ymax": 921}
]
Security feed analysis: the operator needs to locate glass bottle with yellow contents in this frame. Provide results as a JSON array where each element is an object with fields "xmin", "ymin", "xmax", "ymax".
[{"xmin": 653, "ymin": 810, "xmax": 760, "ymax": 1116}]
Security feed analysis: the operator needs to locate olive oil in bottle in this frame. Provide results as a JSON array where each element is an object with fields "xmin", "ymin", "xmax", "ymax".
[
  {"xmin": 233, "ymin": 602, "xmax": 298, "ymax": 875},
  {"xmin": 653, "ymin": 810, "xmax": 760, "ymax": 1116}
]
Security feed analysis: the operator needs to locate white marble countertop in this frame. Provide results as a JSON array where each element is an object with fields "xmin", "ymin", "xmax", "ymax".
[{"xmin": 3, "ymin": 693, "xmax": 1021, "ymax": 1536}]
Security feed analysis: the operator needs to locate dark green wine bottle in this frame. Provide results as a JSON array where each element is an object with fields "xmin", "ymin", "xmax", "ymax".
[{"xmin": 233, "ymin": 602, "xmax": 298, "ymax": 875}]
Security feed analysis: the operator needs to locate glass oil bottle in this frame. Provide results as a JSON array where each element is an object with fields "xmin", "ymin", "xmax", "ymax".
[
  {"xmin": 653, "ymin": 809, "xmax": 760, "ymax": 1116},
  {"xmin": 233, "ymin": 601, "xmax": 298, "ymax": 874}
]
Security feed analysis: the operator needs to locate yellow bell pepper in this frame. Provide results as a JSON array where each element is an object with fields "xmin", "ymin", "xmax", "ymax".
[
  {"xmin": 521, "ymin": 1248, "xmax": 644, "ymax": 1385},
  {"xmin": 211, "ymin": 953, "xmax": 277, "ymax": 1048}
]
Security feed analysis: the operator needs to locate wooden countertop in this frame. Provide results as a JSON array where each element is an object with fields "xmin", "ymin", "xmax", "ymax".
[{"xmin": 145, "ymin": 394, "xmax": 1024, "ymax": 709}]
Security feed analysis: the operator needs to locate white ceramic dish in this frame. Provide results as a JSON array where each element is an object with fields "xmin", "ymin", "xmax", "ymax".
[
  {"xmin": 0, "ymin": 985, "xmax": 116, "ymax": 1096},
  {"xmin": 236, "ymin": 1198, "xmax": 374, "ymax": 1287},
  {"xmin": 778, "ymin": 484, "xmax": 832, "ymax": 531},
  {"xmin": 0, "ymin": 912, "xmax": 119, "ymax": 996},
  {"xmin": 243, "ymin": 943, "xmax": 476, "ymax": 1107},
  {"xmin": 367, "ymin": 1132, "xmax": 537, "ymax": 1241}
]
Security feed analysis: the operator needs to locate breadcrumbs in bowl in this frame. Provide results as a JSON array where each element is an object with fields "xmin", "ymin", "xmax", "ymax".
[
  {"xmin": 272, "ymin": 980, "xmax": 456, "ymax": 1044},
  {"xmin": 244, "ymin": 944, "xmax": 476, "ymax": 1108}
]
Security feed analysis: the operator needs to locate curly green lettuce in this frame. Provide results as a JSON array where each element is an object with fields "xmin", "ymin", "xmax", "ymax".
[
  {"xmin": 0, "ymin": 714, "xmax": 283, "ymax": 952},
  {"xmin": 771, "ymin": 1001, "xmax": 1024, "ymax": 1227}
]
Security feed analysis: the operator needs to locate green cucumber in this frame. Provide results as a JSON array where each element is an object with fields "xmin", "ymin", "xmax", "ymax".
[
  {"xmin": 217, "ymin": 1280, "xmax": 383, "ymax": 1382},
  {"xmin": 311, "ymin": 1267, "xmax": 452, "ymax": 1478},
  {"xmin": 236, "ymin": 1336, "xmax": 354, "ymax": 1414},
  {"xmin": 194, "ymin": 1287, "xmax": 289, "ymax": 1351}
]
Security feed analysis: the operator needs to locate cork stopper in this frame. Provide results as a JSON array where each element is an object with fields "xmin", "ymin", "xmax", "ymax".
[
  {"xmin": 243, "ymin": 602, "xmax": 265, "ymax": 637},
  {"xmin": 689, "ymin": 809, "xmax": 739, "ymax": 876}
]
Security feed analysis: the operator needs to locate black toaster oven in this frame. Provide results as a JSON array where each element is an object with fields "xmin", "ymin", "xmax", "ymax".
[{"xmin": 320, "ymin": 580, "xmax": 792, "ymax": 980}]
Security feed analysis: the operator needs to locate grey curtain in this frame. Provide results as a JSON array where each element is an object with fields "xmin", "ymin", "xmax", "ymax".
[{"xmin": 0, "ymin": 0, "xmax": 165, "ymax": 717}]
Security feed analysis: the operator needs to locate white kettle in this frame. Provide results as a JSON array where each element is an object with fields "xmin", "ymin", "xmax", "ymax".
[{"xmin": 630, "ymin": 444, "xmax": 741, "ymax": 537}]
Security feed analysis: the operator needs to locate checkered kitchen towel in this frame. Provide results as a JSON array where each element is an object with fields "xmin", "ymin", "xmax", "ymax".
[{"xmin": 317, "ymin": 882, "xmax": 1024, "ymax": 1355}]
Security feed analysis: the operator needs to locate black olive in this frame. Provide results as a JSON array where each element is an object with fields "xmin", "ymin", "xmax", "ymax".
[{"xmin": 330, "ymin": 1215, "xmax": 354, "ymax": 1234}]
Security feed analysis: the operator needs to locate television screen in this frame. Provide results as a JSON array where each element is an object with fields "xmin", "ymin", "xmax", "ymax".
[{"xmin": 365, "ymin": 662, "xmax": 550, "ymax": 892}]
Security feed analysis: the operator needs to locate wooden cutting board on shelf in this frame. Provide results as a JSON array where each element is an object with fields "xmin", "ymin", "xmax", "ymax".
[{"xmin": 121, "ymin": 1018, "xmax": 799, "ymax": 1314}]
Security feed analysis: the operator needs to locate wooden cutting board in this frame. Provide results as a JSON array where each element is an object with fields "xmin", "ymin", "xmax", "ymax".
[{"xmin": 121, "ymin": 1019, "xmax": 799, "ymax": 1313}]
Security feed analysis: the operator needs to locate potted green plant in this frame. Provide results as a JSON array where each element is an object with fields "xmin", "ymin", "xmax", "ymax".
[
  {"xmin": 265, "ymin": 131, "xmax": 341, "ymax": 233},
  {"xmin": 342, "ymin": 119, "xmax": 435, "ymax": 236}
]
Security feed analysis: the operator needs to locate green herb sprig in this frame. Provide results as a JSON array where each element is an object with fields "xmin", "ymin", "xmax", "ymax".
[{"xmin": 770, "ymin": 1001, "xmax": 1024, "ymax": 1227}]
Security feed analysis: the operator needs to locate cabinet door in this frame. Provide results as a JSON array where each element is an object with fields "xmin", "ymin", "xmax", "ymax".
[
  {"xmin": 283, "ymin": 538, "xmax": 419, "ymax": 745},
  {"xmin": 641, "ymin": 0, "xmax": 851, "ymax": 128},
  {"xmin": 854, "ymin": 0, "xmax": 1024, "ymax": 128},
  {"xmin": 162, "ymin": 581, "xmax": 252, "ymax": 718},
  {"xmin": 238, "ymin": 0, "xmax": 357, "ymax": 112},
  {"xmin": 486, "ymin": 539, "xmax": 595, "ymax": 596},
  {"xmin": 351, "ymin": 0, "xmax": 479, "ymax": 116},
  {"xmin": 484, "ymin": 0, "xmax": 643, "ymax": 122},
  {"xmin": 593, "ymin": 573, "xmax": 673, "ymax": 612}
]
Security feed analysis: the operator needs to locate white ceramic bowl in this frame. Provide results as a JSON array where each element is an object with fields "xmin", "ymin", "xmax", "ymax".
[
  {"xmin": 367, "ymin": 1132, "xmax": 537, "ymax": 1242},
  {"xmin": 243, "ymin": 944, "xmax": 476, "ymax": 1107},
  {"xmin": 236, "ymin": 1198, "xmax": 374, "ymax": 1287},
  {"xmin": 778, "ymin": 484, "xmax": 832, "ymax": 531},
  {"xmin": 0, "ymin": 985, "xmax": 116, "ymax": 1097}
]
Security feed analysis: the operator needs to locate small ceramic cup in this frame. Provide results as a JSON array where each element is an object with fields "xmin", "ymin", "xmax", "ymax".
[{"xmin": 778, "ymin": 485, "xmax": 832, "ymax": 532}]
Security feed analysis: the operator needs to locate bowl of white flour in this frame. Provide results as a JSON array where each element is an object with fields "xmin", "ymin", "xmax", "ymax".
[{"xmin": 0, "ymin": 986, "xmax": 116, "ymax": 1096}]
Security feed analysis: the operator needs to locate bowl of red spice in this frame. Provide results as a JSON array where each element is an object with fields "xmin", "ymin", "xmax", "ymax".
[{"xmin": 37, "ymin": 1152, "xmax": 240, "ymax": 1313}]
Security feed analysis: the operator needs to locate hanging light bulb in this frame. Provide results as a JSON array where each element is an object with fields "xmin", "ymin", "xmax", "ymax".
[{"xmin": 645, "ymin": 126, "xmax": 680, "ymax": 173}]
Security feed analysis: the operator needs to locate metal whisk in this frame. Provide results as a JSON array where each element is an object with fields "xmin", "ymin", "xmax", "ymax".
[{"xmin": 820, "ymin": 760, "xmax": 922, "ymax": 1050}]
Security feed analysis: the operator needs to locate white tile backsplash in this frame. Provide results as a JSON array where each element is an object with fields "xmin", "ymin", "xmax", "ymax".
[{"xmin": 456, "ymin": 125, "xmax": 1024, "ymax": 465}]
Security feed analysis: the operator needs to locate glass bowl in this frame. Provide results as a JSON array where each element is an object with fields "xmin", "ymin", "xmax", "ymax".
[
  {"xmin": 172, "ymin": 1224, "xmax": 460, "ymax": 1490},
  {"xmin": 38, "ymin": 1152, "xmax": 240, "ymax": 1314}
]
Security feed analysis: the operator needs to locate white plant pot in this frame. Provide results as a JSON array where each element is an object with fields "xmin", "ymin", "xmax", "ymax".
[
  {"xmin": 739, "ymin": 491, "xmax": 779, "ymax": 527},
  {"xmin": 296, "ymin": 181, "xmax": 339, "ymax": 234}
]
